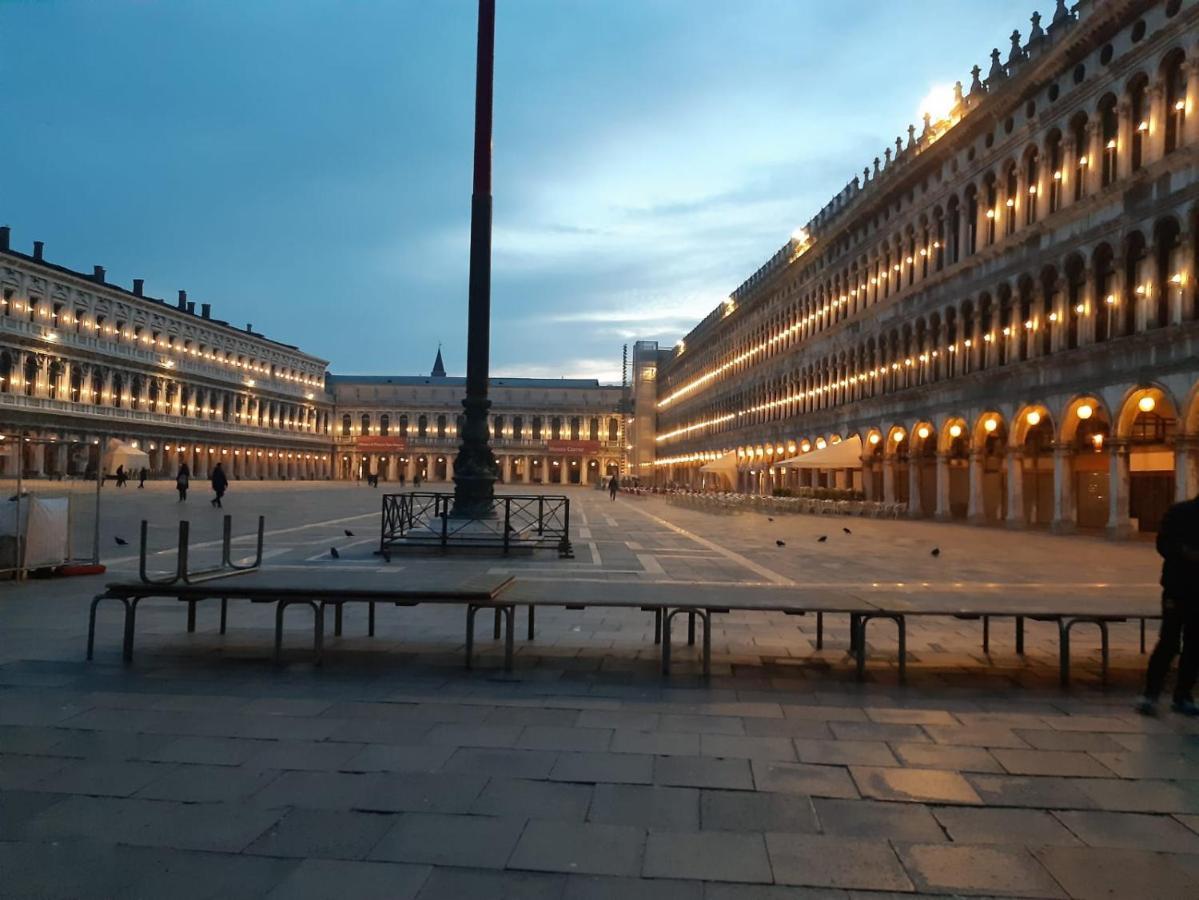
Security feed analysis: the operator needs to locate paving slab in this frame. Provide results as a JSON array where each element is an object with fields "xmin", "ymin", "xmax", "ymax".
[
  {"xmin": 793, "ymin": 738, "xmax": 898, "ymax": 767},
  {"xmin": 751, "ymin": 760, "xmax": 859, "ymax": 798},
  {"xmin": 613, "ymin": 730, "xmax": 701, "ymax": 756},
  {"xmin": 896, "ymin": 843, "xmax": 1065, "ymax": 898},
  {"xmin": 565, "ymin": 874, "xmax": 702, "ymax": 899},
  {"xmin": 369, "ymin": 812, "xmax": 525, "ymax": 868},
  {"xmin": 244, "ymin": 739, "xmax": 368, "ymax": 772},
  {"xmin": 519, "ymin": 725, "xmax": 613, "ymax": 752},
  {"xmin": 643, "ymin": 830, "xmax": 772, "ymax": 883},
  {"xmin": 765, "ymin": 833, "xmax": 913, "ymax": 891},
  {"xmin": 1033, "ymin": 845, "xmax": 1198, "ymax": 900},
  {"xmin": 471, "ymin": 777, "xmax": 594, "ymax": 821},
  {"xmin": 850, "ymin": 766, "xmax": 981, "ymax": 804},
  {"xmin": 550, "ymin": 750, "xmax": 654, "ymax": 784},
  {"xmin": 811, "ymin": 797, "xmax": 946, "ymax": 842},
  {"xmin": 699, "ymin": 734, "xmax": 798, "ymax": 761},
  {"xmin": 700, "ymin": 789, "xmax": 819, "ymax": 833},
  {"xmin": 265, "ymin": 858, "xmax": 431, "ymax": 900},
  {"xmin": 932, "ymin": 806, "xmax": 1082, "ymax": 846},
  {"xmin": 655, "ymin": 755, "xmax": 754, "ymax": 790},
  {"xmin": 26, "ymin": 795, "xmax": 283, "ymax": 853},
  {"xmin": 414, "ymin": 866, "xmax": 566, "ymax": 900},
  {"xmin": 966, "ymin": 774, "xmax": 1096, "ymax": 810},
  {"xmin": 245, "ymin": 808, "xmax": 397, "ymax": 860},
  {"xmin": 251, "ymin": 770, "xmax": 488, "ymax": 813},
  {"xmin": 345, "ymin": 743, "xmax": 456, "ymax": 773},
  {"xmin": 136, "ymin": 763, "xmax": 281, "ymax": 802},
  {"xmin": 1053, "ymin": 809, "xmax": 1199, "ymax": 853},
  {"xmin": 443, "ymin": 747, "xmax": 559, "ymax": 779},
  {"xmin": 590, "ymin": 783, "xmax": 700, "ymax": 829},
  {"xmin": 991, "ymin": 748, "xmax": 1117, "ymax": 778},
  {"xmin": 508, "ymin": 819, "xmax": 645, "ymax": 877},
  {"xmin": 888, "ymin": 742, "xmax": 1003, "ymax": 773}
]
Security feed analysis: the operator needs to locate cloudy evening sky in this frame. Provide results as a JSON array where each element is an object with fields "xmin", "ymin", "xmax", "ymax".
[{"xmin": 3, "ymin": 0, "xmax": 1034, "ymax": 382}]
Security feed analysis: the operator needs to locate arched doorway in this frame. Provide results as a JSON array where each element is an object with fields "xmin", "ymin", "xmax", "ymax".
[{"xmin": 1119, "ymin": 388, "xmax": 1178, "ymax": 533}]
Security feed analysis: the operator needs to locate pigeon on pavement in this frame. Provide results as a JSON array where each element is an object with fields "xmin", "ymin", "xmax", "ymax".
[
  {"xmin": 344, "ymin": 529, "xmax": 354, "ymax": 537},
  {"xmin": 817, "ymin": 535, "xmax": 827, "ymax": 543},
  {"xmin": 930, "ymin": 547, "xmax": 941, "ymax": 557},
  {"xmin": 114, "ymin": 537, "xmax": 128, "ymax": 546},
  {"xmin": 775, "ymin": 540, "xmax": 786, "ymax": 547},
  {"xmin": 842, "ymin": 527, "xmax": 852, "ymax": 534},
  {"xmin": 330, "ymin": 547, "xmax": 340, "ymax": 559}
]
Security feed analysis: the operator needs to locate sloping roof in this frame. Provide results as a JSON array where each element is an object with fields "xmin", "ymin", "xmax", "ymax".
[
  {"xmin": 778, "ymin": 435, "xmax": 864, "ymax": 469},
  {"xmin": 326, "ymin": 374, "xmax": 615, "ymax": 389}
]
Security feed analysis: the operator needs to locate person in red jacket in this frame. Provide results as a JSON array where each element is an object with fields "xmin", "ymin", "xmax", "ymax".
[{"xmin": 1137, "ymin": 494, "xmax": 1199, "ymax": 716}]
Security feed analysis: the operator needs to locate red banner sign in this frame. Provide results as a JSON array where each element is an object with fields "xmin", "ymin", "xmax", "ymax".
[
  {"xmin": 355, "ymin": 436, "xmax": 407, "ymax": 452},
  {"xmin": 546, "ymin": 440, "xmax": 601, "ymax": 455}
]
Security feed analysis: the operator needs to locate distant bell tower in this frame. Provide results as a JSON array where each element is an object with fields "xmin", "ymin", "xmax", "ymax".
[{"xmin": 431, "ymin": 346, "xmax": 447, "ymax": 378}]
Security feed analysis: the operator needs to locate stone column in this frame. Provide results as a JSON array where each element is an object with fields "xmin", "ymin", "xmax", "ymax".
[
  {"xmin": 1106, "ymin": 440, "xmax": 1133, "ymax": 539},
  {"xmin": 935, "ymin": 453, "xmax": 952, "ymax": 520},
  {"xmin": 882, "ymin": 456, "xmax": 896, "ymax": 505},
  {"xmin": 907, "ymin": 456, "xmax": 922, "ymax": 517},
  {"xmin": 861, "ymin": 458, "xmax": 875, "ymax": 501},
  {"xmin": 1116, "ymin": 98, "xmax": 1133, "ymax": 180},
  {"xmin": 1174, "ymin": 435, "xmax": 1198, "ymax": 503},
  {"xmin": 967, "ymin": 450, "xmax": 986, "ymax": 524},
  {"xmin": 1148, "ymin": 83, "xmax": 1167, "ymax": 163},
  {"xmin": 1005, "ymin": 449, "xmax": 1025, "ymax": 528}
]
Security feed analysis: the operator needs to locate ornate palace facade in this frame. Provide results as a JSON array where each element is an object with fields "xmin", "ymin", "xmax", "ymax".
[
  {"xmin": 0, "ymin": 230, "xmax": 334, "ymax": 480},
  {"xmin": 640, "ymin": 0, "xmax": 1199, "ymax": 537},
  {"xmin": 330, "ymin": 360, "xmax": 625, "ymax": 485},
  {"xmin": 0, "ymin": 232, "xmax": 626, "ymax": 484}
]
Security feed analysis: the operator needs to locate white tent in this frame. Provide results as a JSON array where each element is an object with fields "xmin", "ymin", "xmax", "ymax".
[
  {"xmin": 778, "ymin": 435, "xmax": 864, "ymax": 469},
  {"xmin": 699, "ymin": 451, "xmax": 739, "ymax": 489},
  {"xmin": 103, "ymin": 439, "xmax": 150, "ymax": 474}
]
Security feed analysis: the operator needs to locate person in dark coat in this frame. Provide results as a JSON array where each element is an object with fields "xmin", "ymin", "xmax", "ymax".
[
  {"xmin": 176, "ymin": 463, "xmax": 190, "ymax": 502},
  {"xmin": 210, "ymin": 463, "xmax": 229, "ymax": 509},
  {"xmin": 115, "ymin": 465, "xmax": 126, "ymax": 487},
  {"xmin": 138, "ymin": 466, "xmax": 148, "ymax": 489},
  {"xmin": 1137, "ymin": 493, "xmax": 1199, "ymax": 716},
  {"xmin": 608, "ymin": 473, "xmax": 620, "ymax": 501}
]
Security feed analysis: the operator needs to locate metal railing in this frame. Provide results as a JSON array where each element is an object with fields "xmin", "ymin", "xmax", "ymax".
[
  {"xmin": 139, "ymin": 514, "xmax": 264, "ymax": 585},
  {"xmin": 380, "ymin": 492, "xmax": 572, "ymax": 557}
]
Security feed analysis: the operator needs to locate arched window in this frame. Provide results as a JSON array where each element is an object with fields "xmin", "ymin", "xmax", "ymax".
[
  {"xmin": 418, "ymin": 414, "xmax": 428, "ymax": 438},
  {"xmin": 437, "ymin": 414, "xmax": 447, "ymax": 438},
  {"xmin": 570, "ymin": 417, "xmax": 580, "ymax": 440},
  {"xmin": 551, "ymin": 417, "xmax": 562, "ymax": 440},
  {"xmin": 1129, "ymin": 77, "xmax": 1149, "ymax": 172},
  {"xmin": 1004, "ymin": 164, "xmax": 1018, "ymax": 236},
  {"xmin": 1098, "ymin": 94, "xmax": 1118, "ymax": 187},
  {"xmin": 221, "ymin": 394, "xmax": 231, "ymax": 422},
  {"xmin": 607, "ymin": 417, "xmax": 618, "ymax": 442},
  {"xmin": 47, "ymin": 361, "xmax": 62, "ymax": 400},
  {"xmin": 380, "ymin": 414, "xmax": 390, "ymax": 437},
  {"xmin": 493, "ymin": 415, "xmax": 504, "ymax": 440},
  {"xmin": 1024, "ymin": 149, "xmax": 1039, "ymax": 225},
  {"xmin": 111, "ymin": 373, "xmax": 123, "ymax": 408},
  {"xmin": 513, "ymin": 416, "xmax": 523, "ymax": 439},
  {"xmin": 71, "ymin": 366, "xmax": 83, "ymax": 402},
  {"xmin": 532, "ymin": 416, "xmax": 542, "ymax": 440},
  {"xmin": 1071, "ymin": 114, "xmax": 1089, "ymax": 201},
  {"xmin": 129, "ymin": 374, "xmax": 142, "ymax": 409},
  {"xmin": 360, "ymin": 414, "xmax": 370, "ymax": 435},
  {"xmin": 91, "ymin": 371, "xmax": 103, "ymax": 405},
  {"xmin": 1163, "ymin": 51, "xmax": 1187, "ymax": 154},
  {"xmin": 589, "ymin": 417, "xmax": 599, "ymax": 441},
  {"xmin": 1045, "ymin": 130, "xmax": 1063, "ymax": 212},
  {"xmin": 341, "ymin": 414, "xmax": 351, "ymax": 436},
  {"xmin": 399, "ymin": 414, "xmax": 408, "ymax": 436}
]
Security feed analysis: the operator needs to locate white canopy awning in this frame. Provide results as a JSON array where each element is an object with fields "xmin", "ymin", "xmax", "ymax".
[
  {"xmin": 778, "ymin": 435, "xmax": 863, "ymax": 469},
  {"xmin": 699, "ymin": 451, "xmax": 739, "ymax": 476},
  {"xmin": 103, "ymin": 439, "xmax": 150, "ymax": 474}
]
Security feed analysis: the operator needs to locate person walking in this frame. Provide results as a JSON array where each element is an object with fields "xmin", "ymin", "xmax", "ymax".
[
  {"xmin": 210, "ymin": 462, "xmax": 228, "ymax": 509},
  {"xmin": 398, "ymin": 470, "xmax": 406, "ymax": 488},
  {"xmin": 115, "ymin": 465, "xmax": 126, "ymax": 488},
  {"xmin": 1137, "ymin": 492, "xmax": 1199, "ymax": 716},
  {"xmin": 176, "ymin": 463, "xmax": 190, "ymax": 502},
  {"xmin": 138, "ymin": 466, "xmax": 147, "ymax": 489},
  {"xmin": 608, "ymin": 472, "xmax": 620, "ymax": 501}
]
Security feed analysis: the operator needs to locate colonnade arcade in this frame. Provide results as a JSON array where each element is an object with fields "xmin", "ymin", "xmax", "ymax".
[
  {"xmin": 664, "ymin": 377, "xmax": 1199, "ymax": 537},
  {"xmin": 342, "ymin": 451, "xmax": 622, "ymax": 485}
]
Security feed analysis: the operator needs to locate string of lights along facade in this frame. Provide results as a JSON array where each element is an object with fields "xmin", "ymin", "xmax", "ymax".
[
  {"xmin": 637, "ymin": 0, "xmax": 1199, "ymax": 537},
  {"xmin": 330, "ymin": 356, "xmax": 625, "ymax": 485},
  {"xmin": 0, "ymin": 231, "xmax": 335, "ymax": 479}
]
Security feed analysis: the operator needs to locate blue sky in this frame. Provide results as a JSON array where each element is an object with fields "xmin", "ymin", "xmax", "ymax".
[{"xmin": 3, "ymin": 0, "xmax": 1033, "ymax": 382}]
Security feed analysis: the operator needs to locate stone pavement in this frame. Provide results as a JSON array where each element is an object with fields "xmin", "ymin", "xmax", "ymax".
[{"xmin": 1, "ymin": 484, "xmax": 1197, "ymax": 898}]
